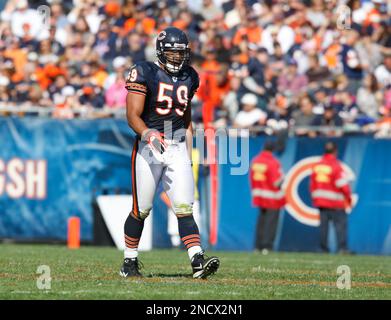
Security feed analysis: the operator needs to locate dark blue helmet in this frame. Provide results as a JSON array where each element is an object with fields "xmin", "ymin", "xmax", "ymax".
[{"xmin": 156, "ymin": 27, "xmax": 190, "ymax": 75}]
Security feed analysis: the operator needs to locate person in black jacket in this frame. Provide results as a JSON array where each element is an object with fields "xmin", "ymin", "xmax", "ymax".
[{"xmin": 310, "ymin": 105, "xmax": 343, "ymax": 137}]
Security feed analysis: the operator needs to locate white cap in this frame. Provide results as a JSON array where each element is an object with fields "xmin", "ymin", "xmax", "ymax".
[
  {"xmin": 16, "ymin": 0, "xmax": 28, "ymax": 9},
  {"xmin": 28, "ymin": 52, "xmax": 38, "ymax": 61},
  {"xmin": 241, "ymin": 93, "xmax": 258, "ymax": 106},
  {"xmin": 0, "ymin": 75, "xmax": 10, "ymax": 87},
  {"xmin": 61, "ymin": 86, "xmax": 75, "ymax": 97},
  {"xmin": 113, "ymin": 56, "xmax": 127, "ymax": 69}
]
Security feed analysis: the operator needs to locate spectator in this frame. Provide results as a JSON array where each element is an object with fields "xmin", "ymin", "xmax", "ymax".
[
  {"xmin": 49, "ymin": 74, "xmax": 68, "ymax": 101},
  {"xmin": 92, "ymin": 25, "xmax": 117, "ymax": 62},
  {"xmin": 19, "ymin": 22, "xmax": 38, "ymax": 51},
  {"xmin": 355, "ymin": 30, "xmax": 384, "ymax": 72},
  {"xmin": 332, "ymin": 90, "xmax": 359, "ymax": 124},
  {"xmin": 70, "ymin": 13, "xmax": 93, "ymax": 43},
  {"xmin": 198, "ymin": 0, "xmax": 223, "ymax": 22},
  {"xmin": 261, "ymin": 9, "xmax": 295, "ymax": 55},
  {"xmin": 277, "ymin": 59, "xmax": 308, "ymax": 96},
  {"xmin": 1, "ymin": 0, "xmax": 43, "ymax": 39},
  {"xmin": 375, "ymin": 19, "xmax": 391, "ymax": 50},
  {"xmin": 365, "ymin": 105, "xmax": 391, "ymax": 138},
  {"xmin": 312, "ymin": 87, "xmax": 331, "ymax": 114},
  {"xmin": 333, "ymin": 74, "xmax": 350, "ymax": 92},
  {"xmin": 306, "ymin": 0, "xmax": 328, "ymax": 28},
  {"xmin": 89, "ymin": 60, "xmax": 108, "ymax": 88},
  {"xmin": 233, "ymin": 93, "xmax": 267, "ymax": 130},
  {"xmin": 221, "ymin": 76, "xmax": 241, "ymax": 125},
  {"xmin": 0, "ymin": 0, "xmax": 388, "ymax": 133},
  {"xmin": 268, "ymin": 42, "xmax": 285, "ymax": 73},
  {"xmin": 291, "ymin": 95, "xmax": 316, "ymax": 135},
  {"xmin": 50, "ymin": 2, "xmax": 70, "ymax": 39},
  {"xmin": 3, "ymin": 36, "xmax": 27, "ymax": 79},
  {"xmin": 243, "ymin": 47, "xmax": 268, "ymax": 106},
  {"xmin": 65, "ymin": 32, "xmax": 91, "ymax": 63},
  {"xmin": 247, "ymin": 47, "xmax": 268, "ymax": 85},
  {"xmin": 198, "ymin": 63, "xmax": 231, "ymax": 126},
  {"xmin": 104, "ymin": 56, "xmax": 128, "ymax": 90},
  {"xmin": 233, "ymin": 12, "xmax": 262, "ymax": 47},
  {"xmin": 227, "ymin": 46, "xmax": 247, "ymax": 79},
  {"xmin": 105, "ymin": 74, "xmax": 127, "ymax": 109},
  {"xmin": 340, "ymin": 29, "xmax": 363, "ymax": 93},
  {"xmin": 262, "ymin": 65, "xmax": 278, "ymax": 105},
  {"xmin": 52, "ymin": 85, "xmax": 80, "ymax": 119},
  {"xmin": 119, "ymin": 32, "xmax": 146, "ymax": 63},
  {"xmin": 202, "ymin": 46, "xmax": 221, "ymax": 73},
  {"xmin": 79, "ymin": 84, "xmax": 105, "ymax": 109},
  {"xmin": 38, "ymin": 40, "xmax": 59, "ymax": 65},
  {"xmin": 224, "ymin": 0, "xmax": 247, "ymax": 29},
  {"xmin": 213, "ymin": 35, "xmax": 231, "ymax": 64},
  {"xmin": 266, "ymin": 93, "xmax": 291, "ymax": 132},
  {"xmin": 0, "ymin": 74, "xmax": 11, "ymax": 104},
  {"xmin": 311, "ymin": 105, "xmax": 343, "ymax": 137},
  {"xmin": 24, "ymin": 84, "xmax": 49, "ymax": 108},
  {"xmin": 374, "ymin": 53, "xmax": 391, "ymax": 89},
  {"xmin": 356, "ymin": 73, "xmax": 382, "ymax": 121},
  {"xmin": 306, "ymin": 54, "xmax": 331, "ymax": 89},
  {"xmin": 46, "ymin": 25, "xmax": 65, "ymax": 57}
]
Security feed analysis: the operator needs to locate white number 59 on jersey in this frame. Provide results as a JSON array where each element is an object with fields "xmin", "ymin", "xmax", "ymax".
[{"xmin": 156, "ymin": 82, "xmax": 188, "ymax": 116}]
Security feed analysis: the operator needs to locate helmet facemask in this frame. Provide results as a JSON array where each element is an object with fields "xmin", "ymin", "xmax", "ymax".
[{"xmin": 157, "ymin": 45, "xmax": 190, "ymax": 75}]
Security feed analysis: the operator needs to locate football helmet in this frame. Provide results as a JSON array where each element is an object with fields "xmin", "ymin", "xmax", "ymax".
[{"xmin": 156, "ymin": 27, "xmax": 190, "ymax": 75}]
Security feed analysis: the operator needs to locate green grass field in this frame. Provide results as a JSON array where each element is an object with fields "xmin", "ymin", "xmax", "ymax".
[{"xmin": 0, "ymin": 244, "xmax": 390, "ymax": 300}]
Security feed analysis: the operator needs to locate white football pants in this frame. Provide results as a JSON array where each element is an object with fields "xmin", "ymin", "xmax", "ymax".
[{"xmin": 130, "ymin": 138, "xmax": 195, "ymax": 220}]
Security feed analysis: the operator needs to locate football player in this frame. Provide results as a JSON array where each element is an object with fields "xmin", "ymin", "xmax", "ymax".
[{"xmin": 120, "ymin": 27, "xmax": 220, "ymax": 279}]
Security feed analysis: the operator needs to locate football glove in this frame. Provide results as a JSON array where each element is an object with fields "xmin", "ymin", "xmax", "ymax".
[{"xmin": 141, "ymin": 129, "xmax": 168, "ymax": 154}]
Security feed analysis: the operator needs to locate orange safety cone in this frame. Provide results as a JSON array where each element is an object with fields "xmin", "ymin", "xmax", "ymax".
[{"xmin": 67, "ymin": 217, "xmax": 80, "ymax": 249}]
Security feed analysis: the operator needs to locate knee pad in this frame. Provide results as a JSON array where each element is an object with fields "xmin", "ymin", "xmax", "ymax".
[{"xmin": 173, "ymin": 202, "xmax": 193, "ymax": 216}]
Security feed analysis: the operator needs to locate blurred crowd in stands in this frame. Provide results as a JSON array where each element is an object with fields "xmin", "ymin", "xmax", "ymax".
[{"xmin": 0, "ymin": 0, "xmax": 391, "ymax": 136}]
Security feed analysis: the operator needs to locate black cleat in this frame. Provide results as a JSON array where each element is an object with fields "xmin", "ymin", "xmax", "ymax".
[
  {"xmin": 191, "ymin": 251, "xmax": 220, "ymax": 279},
  {"xmin": 119, "ymin": 258, "xmax": 143, "ymax": 278}
]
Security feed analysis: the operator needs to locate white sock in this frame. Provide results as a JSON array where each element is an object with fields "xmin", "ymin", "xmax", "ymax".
[
  {"xmin": 124, "ymin": 248, "xmax": 138, "ymax": 259},
  {"xmin": 188, "ymin": 246, "xmax": 203, "ymax": 261}
]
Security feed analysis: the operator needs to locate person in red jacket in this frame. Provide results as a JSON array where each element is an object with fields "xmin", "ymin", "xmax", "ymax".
[
  {"xmin": 250, "ymin": 141, "xmax": 285, "ymax": 254},
  {"xmin": 310, "ymin": 142, "xmax": 353, "ymax": 254}
]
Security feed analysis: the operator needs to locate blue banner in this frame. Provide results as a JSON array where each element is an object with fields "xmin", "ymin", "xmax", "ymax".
[
  {"xmin": 0, "ymin": 117, "xmax": 134, "ymax": 241},
  {"xmin": 217, "ymin": 136, "xmax": 391, "ymax": 255},
  {"xmin": 1, "ymin": 117, "xmax": 390, "ymax": 255}
]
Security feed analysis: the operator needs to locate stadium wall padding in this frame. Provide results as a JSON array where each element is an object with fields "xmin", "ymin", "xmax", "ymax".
[
  {"xmin": 216, "ymin": 136, "xmax": 391, "ymax": 255},
  {"xmin": 0, "ymin": 117, "xmax": 390, "ymax": 255},
  {"xmin": 0, "ymin": 117, "xmax": 134, "ymax": 243}
]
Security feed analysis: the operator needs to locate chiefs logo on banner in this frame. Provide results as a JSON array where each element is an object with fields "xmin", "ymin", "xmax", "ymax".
[{"xmin": 282, "ymin": 156, "xmax": 358, "ymax": 227}]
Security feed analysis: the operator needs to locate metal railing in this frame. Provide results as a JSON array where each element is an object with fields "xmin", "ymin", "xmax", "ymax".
[
  {"xmin": 0, "ymin": 105, "xmax": 126, "ymax": 118},
  {"xmin": 1, "ymin": 104, "xmax": 390, "ymax": 138}
]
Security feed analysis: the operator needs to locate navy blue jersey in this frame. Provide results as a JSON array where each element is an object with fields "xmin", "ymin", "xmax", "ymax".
[{"xmin": 126, "ymin": 61, "xmax": 199, "ymax": 137}]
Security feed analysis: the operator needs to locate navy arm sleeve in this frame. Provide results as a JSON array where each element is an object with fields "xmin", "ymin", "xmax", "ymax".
[{"xmin": 125, "ymin": 63, "xmax": 148, "ymax": 96}]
